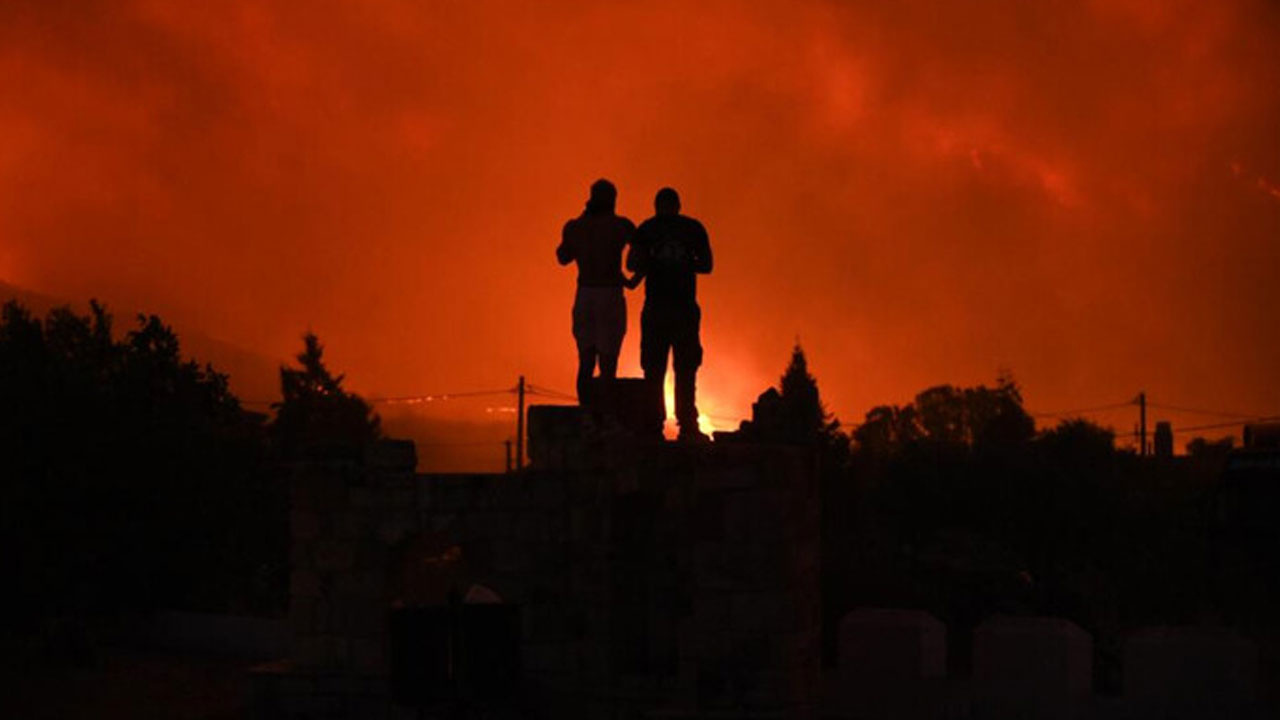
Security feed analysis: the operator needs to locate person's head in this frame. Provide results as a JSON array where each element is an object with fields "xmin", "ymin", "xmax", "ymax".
[
  {"xmin": 654, "ymin": 187, "xmax": 680, "ymax": 216},
  {"xmin": 585, "ymin": 178, "xmax": 617, "ymax": 215}
]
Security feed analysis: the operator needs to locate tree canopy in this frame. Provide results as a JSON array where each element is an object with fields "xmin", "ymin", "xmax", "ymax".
[
  {"xmin": 270, "ymin": 332, "xmax": 381, "ymax": 460},
  {"xmin": 0, "ymin": 300, "xmax": 281, "ymax": 638},
  {"xmin": 739, "ymin": 344, "xmax": 843, "ymax": 446}
]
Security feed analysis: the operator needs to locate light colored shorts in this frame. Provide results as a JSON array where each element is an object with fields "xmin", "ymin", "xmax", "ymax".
[{"xmin": 572, "ymin": 285, "xmax": 626, "ymax": 357}]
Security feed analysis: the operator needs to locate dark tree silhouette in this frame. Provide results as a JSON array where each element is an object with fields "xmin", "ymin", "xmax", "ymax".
[
  {"xmin": 0, "ymin": 300, "xmax": 280, "ymax": 665},
  {"xmin": 270, "ymin": 332, "xmax": 381, "ymax": 460},
  {"xmin": 852, "ymin": 374, "xmax": 1033, "ymax": 456},
  {"xmin": 1186, "ymin": 435, "xmax": 1233, "ymax": 461},
  {"xmin": 740, "ymin": 344, "xmax": 843, "ymax": 446},
  {"xmin": 827, "ymin": 374, "xmax": 1251, "ymax": 685}
]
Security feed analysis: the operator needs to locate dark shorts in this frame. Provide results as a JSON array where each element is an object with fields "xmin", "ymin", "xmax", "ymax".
[{"xmin": 641, "ymin": 303, "xmax": 702, "ymax": 373}]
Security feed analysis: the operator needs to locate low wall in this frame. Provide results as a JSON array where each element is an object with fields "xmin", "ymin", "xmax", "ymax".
[{"xmin": 141, "ymin": 610, "xmax": 289, "ymax": 659}]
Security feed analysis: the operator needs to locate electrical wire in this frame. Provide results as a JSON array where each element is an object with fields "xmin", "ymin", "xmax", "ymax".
[
  {"xmin": 1145, "ymin": 402, "xmax": 1270, "ymax": 420},
  {"xmin": 1170, "ymin": 416, "xmax": 1280, "ymax": 435},
  {"xmin": 1029, "ymin": 400, "xmax": 1134, "ymax": 418},
  {"xmin": 239, "ymin": 387, "xmax": 514, "ymax": 406}
]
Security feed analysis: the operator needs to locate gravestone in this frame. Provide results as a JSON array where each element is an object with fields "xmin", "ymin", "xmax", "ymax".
[
  {"xmin": 1123, "ymin": 626, "xmax": 1259, "ymax": 718},
  {"xmin": 973, "ymin": 615, "xmax": 1092, "ymax": 720},
  {"xmin": 826, "ymin": 608, "xmax": 947, "ymax": 719},
  {"xmin": 838, "ymin": 608, "xmax": 946, "ymax": 682}
]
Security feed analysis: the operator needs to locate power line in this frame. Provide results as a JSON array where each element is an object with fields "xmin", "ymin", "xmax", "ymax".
[
  {"xmin": 1145, "ymin": 402, "xmax": 1270, "ymax": 420},
  {"xmin": 525, "ymin": 383, "xmax": 576, "ymax": 401},
  {"xmin": 239, "ymin": 387, "xmax": 514, "ymax": 407},
  {"xmin": 1170, "ymin": 416, "xmax": 1280, "ymax": 435},
  {"xmin": 416, "ymin": 440, "xmax": 510, "ymax": 447},
  {"xmin": 368, "ymin": 388, "xmax": 513, "ymax": 404},
  {"xmin": 1029, "ymin": 400, "xmax": 1134, "ymax": 418}
]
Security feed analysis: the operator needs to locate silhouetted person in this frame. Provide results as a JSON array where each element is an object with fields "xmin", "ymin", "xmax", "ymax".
[
  {"xmin": 627, "ymin": 187, "xmax": 713, "ymax": 441},
  {"xmin": 557, "ymin": 179, "xmax": 639, "ymax": 404}
]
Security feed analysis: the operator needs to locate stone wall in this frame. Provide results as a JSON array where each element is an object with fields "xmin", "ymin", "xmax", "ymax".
[
  {"xmin": 287, "ymin": 441, "xmax": 419, "ymax": 675},
  {"xmin": 261, "ymin": 417, "xmax": 823, "ymax": 719},
  {"xmin": 263, "ymin": 427, "xmax": 1272, "ymax": 720},
  {"xmin": 416, "ymin": 437, "xmax": 822, "ymax": 718}
]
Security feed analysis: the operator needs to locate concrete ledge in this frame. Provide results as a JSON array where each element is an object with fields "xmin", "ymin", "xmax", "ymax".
[{"xmin": 143, "ymin": 610, "xmax": 288, "ymax": 659}]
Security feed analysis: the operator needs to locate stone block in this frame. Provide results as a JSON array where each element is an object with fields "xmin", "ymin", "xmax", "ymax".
[
  {"xmin": 973, "ymin": 615, "xmax": 1092, "ymax": 720},
  {"xmin": 423, "ymin": 476, "xmax": 471, "ymax": 512},
  {"xmin": 311, "ymin": 541, "xmax": 355, "ymax": 572},
  {"xmin": 838, "ymin": 608, "xmax": 946, "ymax": 684},
  {"xmin": 289, "ymin": 599, "xmax": 316, "ymax": 636},
  {"xmin": 723, "ymin": 489, "xmax": 787, "ymax": 544},
  {"xmin": 290, "ymin": 510, "xmax": 320, "ymax": 541},
  {"xmin": 308, "ymin": 598, "xmax": 339, "ymax": 634},
  {"xmin": 693, "ymin": 591, "xmax": 731, "ymax": 631},
  {"xmin": 347, "ymin": 486, "xmax": 374, "ymax": 508},
  {"xmin": 466, "ymin": 511, "xmax": 512, "ymax": 540},
  {"xmin": 289, "ymin": 540, "xmax": 311, "ymax": 569},
  {"xmin": 376, "ymin": 511, "xmax": 416, "ymax": 545},
  {"xmin": 722, "ymin": 541, "xmax": 792, "ymax": 591},
  {"xmin": 284, "ymin": 691, "xmax": 343, "ymax": 718},
  {"xmin": 293, "ymin": 473, "xmax": 347, "ymax": 512},
  {"xmin": 290, "ymin": 569, "xmax": 322, "ymax": 599},
  {"xmin": 528, "ymin": 404, "xmax": 587, "ymax": 469},
  {"xmin": 729, "ymin": 592, "xmax": 793, "ymax": 635},
  {"xmin": 343, "ymin": 600, "xmax": 387, "ymax": 637},
  {"xmin": 524, "ymin": 642, "xmax": 569, "ymax": 673},
  {"xmin": 825, "ymin": 608, "xmax": 949, "ymax": 720},
  {"xmin": 350, "ymin": 637, "xmax": 385, "ymax": 671},
  {"xmin": 332, "ymin": 511, "xmax": 371, "ymax": 540},
  {"xmin": 1123, "ymin": 626, "xmax": 1258, "ymax": 717},
  {"xmin": 293, "ymin": 635, "xmax": 349, "ymax": 669},
  {"xmin": 509, "ymin": 509, "xmax": 550, "ymax": 538},
  {"xmin": 277, "ymin": 672, "xmax": 316, "ymax": 699},
  {"xmin": 696, "ymin": 466, "xmax": 762, "ymax": 491},
  {"xmin": 528, "ymin": 473, "xmax": 566, "ymax": 508},
  {"xmin": 332, "ymin": 570, "xmax": 383, "ymax": 604}
]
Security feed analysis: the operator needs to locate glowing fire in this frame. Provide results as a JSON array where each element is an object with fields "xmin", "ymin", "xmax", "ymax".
[{"xmin": 662, "ymin": 376, "xmax": 719, "ymax": 438}]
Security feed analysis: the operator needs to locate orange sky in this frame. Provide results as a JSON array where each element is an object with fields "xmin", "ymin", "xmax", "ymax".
[{"xmin": 2, "ymin": 0, "xmax": 1278, "ymax": 462}]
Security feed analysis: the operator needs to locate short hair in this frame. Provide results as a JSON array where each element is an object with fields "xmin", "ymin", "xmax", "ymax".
[
  {"xmin": 655, "ymin": 187, "xmax": 680, "ymax": 214},
  {"xmin": 590, "ymin": 178, "xmax": 616, "ymax": 203},
  {"xmin": 586, "ymin": 178, "xmax": 617, "ymax": 214}
]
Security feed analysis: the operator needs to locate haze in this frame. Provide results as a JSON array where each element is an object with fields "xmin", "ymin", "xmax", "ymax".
[{"xmin": 2, "ymin": 0, "xmax": 1278, "ymax": 461}]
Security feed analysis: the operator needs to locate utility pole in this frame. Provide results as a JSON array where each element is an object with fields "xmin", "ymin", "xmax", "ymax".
[
  {"xmin": 516, "ymin": 375, "xmax": 526, "ymax": 472},
  {"xmin": 1138, "ymin": 391, "xmax": 1147, "ymax": 457},
  {"xmin": 505, "ymin": 439, "xmax": 513, "ymax": 474}
]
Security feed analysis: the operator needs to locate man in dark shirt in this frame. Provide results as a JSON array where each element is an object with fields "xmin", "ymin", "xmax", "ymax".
[
  {"xmin": 557, "ymin": 179, "xmax": 638, "ymax": 404},
  {"xmin": 627, "ymin": 187, "xmax": 713, "ymax": 441}
]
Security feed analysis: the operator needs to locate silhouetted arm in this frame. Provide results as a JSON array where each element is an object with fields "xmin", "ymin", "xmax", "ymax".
[
  {"xmin": 625, "ymin": 224, "xmax": 646, "ymax": 274},
  {"xmin": 556, "ymin": 221, "xmax": 575, "ymax": 266},
  {"xmin": 693, "ymin": 222, "xmax": 712, "ymax": 274}
]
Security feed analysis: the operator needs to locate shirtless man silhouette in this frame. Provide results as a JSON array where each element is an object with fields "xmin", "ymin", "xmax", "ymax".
[{"xmin": 557, "ymin": 179, "xmax": 638, "ymax": 404}]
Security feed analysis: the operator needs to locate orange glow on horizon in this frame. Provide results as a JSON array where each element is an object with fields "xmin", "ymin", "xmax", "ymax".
[{"xmin": 1, "ymin": 0, "xmax": 1277, "ymax": 468}]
